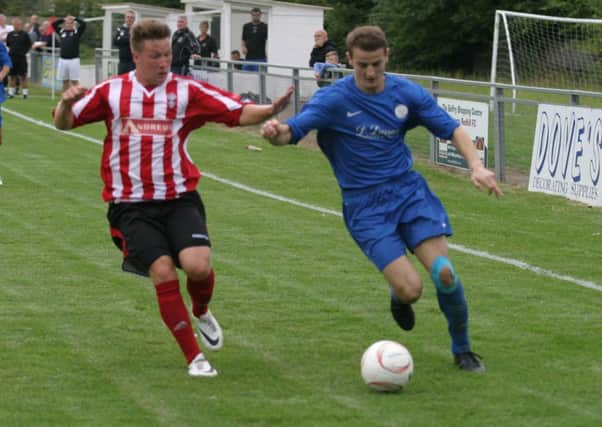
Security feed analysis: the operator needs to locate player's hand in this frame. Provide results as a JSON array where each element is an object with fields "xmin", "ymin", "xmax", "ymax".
[
  {"xmin": 261, "ymin": 119, "xmax": 292, "ymax": 146},
  {"xmin": 470, "ymin": 164, "xmax": 503, "ymax": 198},
  {"xmin": 261, "ymin": 119, "xmax": 282, "ymax": 140},
  {"xmin": 61, "ymin": 85, "xmax": 87, "ymax": 106},
  {"xmin": 271, "ymin": 86, "xmax": 293, "ymax": 115}
]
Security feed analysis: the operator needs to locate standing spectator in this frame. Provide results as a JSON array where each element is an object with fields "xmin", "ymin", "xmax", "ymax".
[
  {"xmin": 28, "ymin": 15, "xmax": 41, "ymax": 42},
  {"xmin": 0, "ymin": 15, "xmax": 14, "ymax": 44},
  {"xmin": 113, "ymin": 10, "xmax": 136, "ymax": 74},
  {"xmin": 313, "ymin": 48, "xmax": 342, "ymax": 88},
  {"xmin": 53, "ymin": 19, "xmax": 293, "ymax": 377},
  {"xmin": 171, "ymin": 15, "xmax": 199, "ymax": 76},
  {"xmin": 6, "ymin": 18, "xmax": 32, "ymax": 99},
  {"xmin": 309, "ymin": 29, "xmax": 337, "ymax": 67},
  {"xmin": 241, "ymin": 7, "xmax": 267, "ymax": 72},
  {"xmin": 195, "ymin": 20, "xmax": 219, "ymax": 69},
  {"xmin": 230, "ymin": 49, "xmax": 243, "ymax": 70},
  {"xmin": 33, "ymin": 20, "xmax": 59, "ymax": 52},
  {"xmin": 52, "ymin": 15, "xmax": 86, "ymax": 91},
  {"xmin": 261, "ymin": 26, "xmax": 503, "ymax": 373},
  {"xmin": 0, "ymin": 42, "xmax": 11, "ymax": 148}
]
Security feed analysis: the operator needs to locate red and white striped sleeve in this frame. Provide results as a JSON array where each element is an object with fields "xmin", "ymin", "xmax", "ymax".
[
  {"xmin": 186, "ymin": 79, "xmax": 246, "ymax": 127},
  {"xmin": 71, "ymin": 80, "xmax": 113, "ymax": 128}
]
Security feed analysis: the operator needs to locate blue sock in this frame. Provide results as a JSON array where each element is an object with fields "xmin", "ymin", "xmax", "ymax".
[{"xmin": 436, "ymin": 279, "xmax": 470, "ymax": 354}]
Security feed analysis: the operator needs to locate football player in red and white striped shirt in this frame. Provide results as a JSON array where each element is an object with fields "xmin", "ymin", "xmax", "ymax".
[{"xmin": 53, "ymin": 19, "xmax": 293, "ymax": 377}]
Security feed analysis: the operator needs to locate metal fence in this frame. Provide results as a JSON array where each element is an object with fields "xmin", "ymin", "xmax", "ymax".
[{"xmin": 31, "ymin": 49, "xmax": 602, "ymax": 183}]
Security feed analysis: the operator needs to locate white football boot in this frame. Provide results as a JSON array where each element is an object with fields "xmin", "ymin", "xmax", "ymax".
[
  {"xmin": 188, "ymin": 353, "xmax": 218, "ymax": 377},
  {"xmin": 194, "ymin": 309, "xmax": 223, "ymax": 351}
]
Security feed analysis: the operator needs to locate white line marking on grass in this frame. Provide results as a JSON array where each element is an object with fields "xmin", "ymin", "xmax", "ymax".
[{"xmin": 6, "ymin": 107, "xmax": 602, "ymax": 293}]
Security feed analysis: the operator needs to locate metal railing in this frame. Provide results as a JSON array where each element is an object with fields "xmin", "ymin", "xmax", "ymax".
[{"xmin": 86, "ymin": 50, "xmax": 602, "ymax": 182}]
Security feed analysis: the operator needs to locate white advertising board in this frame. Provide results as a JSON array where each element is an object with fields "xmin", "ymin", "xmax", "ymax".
[{"xmin": 529, "ymin": 104, "xmax": 602, "ymax": 207}]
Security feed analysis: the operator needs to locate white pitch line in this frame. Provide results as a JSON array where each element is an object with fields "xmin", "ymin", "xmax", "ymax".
[{"xmin": 5, "ymin": 107, "xmax": 602, "ymax": 292}]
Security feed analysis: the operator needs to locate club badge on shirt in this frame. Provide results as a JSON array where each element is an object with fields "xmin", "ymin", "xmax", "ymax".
[{"xmin": 395, "ymin": 104, "xmax": 408, "ymax": 119}]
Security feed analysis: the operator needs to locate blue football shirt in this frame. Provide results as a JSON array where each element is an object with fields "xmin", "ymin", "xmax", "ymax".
[
  {"xmin": 287, "ymin": 74, "xmax": 459, "ymax": 191},
  {"xmin": 0, "ymin": 43, "xmax": 11, "ymax": 104}
]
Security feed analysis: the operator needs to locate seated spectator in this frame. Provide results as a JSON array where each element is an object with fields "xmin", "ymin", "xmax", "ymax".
[
  {"xmin": 230, "ymin": 49, "xmax": 243, "ymax": 70},
  {"xmin": 309, "ymin": 29, "xmax": 336, "ymax": 67},
  {"xmin": 313, "ymin": 49, "xmax": 342, "ymax": 87}
]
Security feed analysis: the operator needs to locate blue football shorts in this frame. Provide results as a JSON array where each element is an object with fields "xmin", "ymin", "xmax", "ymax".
[{"xmin": 342, "ymin": 171, "xmax": 452, "ymax": 271}]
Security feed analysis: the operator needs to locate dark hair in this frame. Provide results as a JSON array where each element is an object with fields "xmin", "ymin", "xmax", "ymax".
[
  {"xmin": 251, "ymin": 7, "xmax": 261, "ymax": 13},
  {"xmin": 345, "ymin": 25, "xmax": 388, "ymax": 53},
  {"xmin": 130, "ymin": 19, "xmax": 171, "ymax": 54}
]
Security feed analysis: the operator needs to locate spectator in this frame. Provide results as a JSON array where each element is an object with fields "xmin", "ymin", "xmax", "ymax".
[
  {"xmin": 241, "ymin": 7, "xmax": 267, "ymax": 72},
  {"xmin": 28, "ymin": 15, "xmax": 41, "ymax": 42},
  {"xmin": 113, "ymin": 10, "xmax": 136, "ymax": 74},
  {"xmin": 52, "ymin": 15, "xmax": 86, "ymax": 91},
  {"xmin": 195, "ymin": 20, "xmax": 219, "ymax": 69},
  {"xmin": 6, "ymin": 18, "xmax": 32, "ymax": 99},
  {"xmin": 313, "ymin": 48, "xmax": 342, "ymax": 88},
  {"xmin": 0, "ymin": 42, "xmax": 11, "ymax": 147},
  {"xmin": 309, "ymin": 29, "xmax": 336, "ymax": 67},
  {"xmin": 32, "ymin": 20, "xmax": 59, "ymax": 52},
  {"xmin": 0, "ymin": 14, "xmax": 14, "ymax": 45},
  {"xmin": 230, "ymin": 49, "xmax": 243, "ymax": 70},
  {"xmin": 171, "ymin": 15, "xmax": 199, "ymax": 76}
]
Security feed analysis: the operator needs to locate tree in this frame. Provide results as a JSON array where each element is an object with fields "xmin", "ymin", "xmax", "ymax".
[{"xmin": 369, "ymin": 0, "xmax": 600, "ymax": 75}]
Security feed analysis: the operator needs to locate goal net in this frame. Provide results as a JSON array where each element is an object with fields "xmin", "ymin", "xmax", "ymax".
[{"xmin": 490, "ymin": 10, "xmax": 602, "ymax": 91}]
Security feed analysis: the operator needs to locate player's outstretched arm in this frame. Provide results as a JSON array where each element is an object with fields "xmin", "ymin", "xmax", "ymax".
[
  {"xmin": 261, "ymin": 119, "xmax": 292, "ymax": 146},
  {"xmin": 451, "ymin": 126, "xmax": 503, "ymax": 198},
  {"xmin": 239, "ymin": 86, "xmax": 293, "ymax": 126},
  {"xmin": 54, "ymin": 85, "xmax": 87, "ymax": 130}
]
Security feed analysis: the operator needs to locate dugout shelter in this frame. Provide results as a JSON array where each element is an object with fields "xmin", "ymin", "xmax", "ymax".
[{"xmin": 101, "ymin": 0, "xmax": 328, "ymax": 70}]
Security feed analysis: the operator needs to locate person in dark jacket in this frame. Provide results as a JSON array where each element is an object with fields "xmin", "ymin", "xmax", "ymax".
[
  {"xmin": 52, "ymin": 15, "xmax": 86, "ymax": 91},
  {"xmin": 309, "ymin": 29, "xmax": 337, "ymax": 67},
  {"xmin": 171, "ymin": 15, "xmax": 200, "ymax": 76},
  {"xmin": 113, "ymin": 10, "xmax": 136, "ymax": 74},
  {"xmin": 6, "ymin": 18, "xmax": 32, "ymax": 98},
  {"xmin": 195, "ymin": 20, "xmax": 219, "ymax": 69}
]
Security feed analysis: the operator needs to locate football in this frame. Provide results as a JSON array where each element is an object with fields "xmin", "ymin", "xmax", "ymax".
[{"xmin": 360, "ymin": 340, "xmax": 414, "ymax": 392}]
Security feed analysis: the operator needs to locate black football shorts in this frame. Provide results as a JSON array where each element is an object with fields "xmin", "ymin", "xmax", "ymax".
[
  {"xmin": 107, "ymin": 191, "xmax": 211, "ymax": 277},
  {"xmin": 8, "ymin": 55, "xmax": 27, "ymax": 76}
]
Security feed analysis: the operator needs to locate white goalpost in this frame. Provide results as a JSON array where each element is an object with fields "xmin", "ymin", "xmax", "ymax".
[{"xmin": 490, "ymin": 10, "xmax": 602, "ymax": 106}]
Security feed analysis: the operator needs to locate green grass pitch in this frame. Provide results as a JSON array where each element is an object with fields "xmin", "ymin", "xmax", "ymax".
[{"xmin": 0, "ymin": 88, "xmax": 600, "ymax": 426}]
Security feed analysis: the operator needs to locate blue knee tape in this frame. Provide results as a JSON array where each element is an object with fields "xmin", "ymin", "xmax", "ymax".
[{"xmin": 431, "ymin": 256, "xmax": 457, "ymax": 294}]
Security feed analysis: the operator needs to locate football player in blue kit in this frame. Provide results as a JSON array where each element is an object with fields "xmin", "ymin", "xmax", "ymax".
[{"xmin": 261, "ymin": 25, "xmax": 502, "ymax": 372}]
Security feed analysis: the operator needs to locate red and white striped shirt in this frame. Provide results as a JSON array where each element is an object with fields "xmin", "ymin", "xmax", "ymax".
[{"xmin": 72, "ymin": 71, "xmax": 245, "ymax": 202}]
